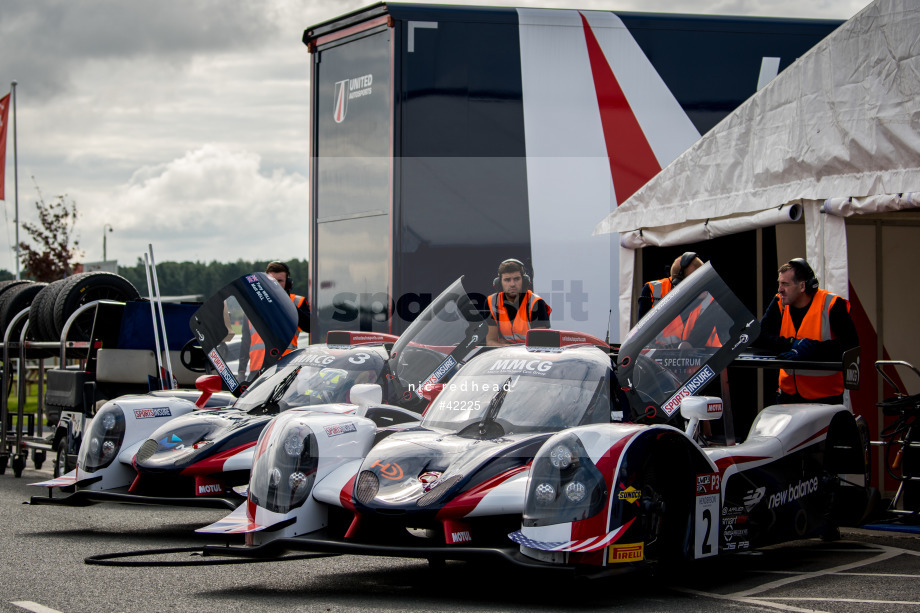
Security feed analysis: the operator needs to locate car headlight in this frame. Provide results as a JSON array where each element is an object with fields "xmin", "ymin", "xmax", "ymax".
[
  {"xmin": 78, "ymin": 404, "xmax": 126, "ymax": 472},
  {"xmin": 248, "ymin": 418, "xmax": 319, "ymax": 513},
  {"xmin": 523, "ymin": 433, "xmax": 607, "ymax": 527}
]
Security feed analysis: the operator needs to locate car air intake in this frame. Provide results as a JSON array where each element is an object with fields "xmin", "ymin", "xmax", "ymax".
[{"xmin": 136, "ymin": 439, "xmax": 158, "ymax": 463}]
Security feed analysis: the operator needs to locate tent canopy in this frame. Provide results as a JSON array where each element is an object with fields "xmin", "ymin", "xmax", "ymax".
[
  {"xmin": 594, "ymin": 0, "xmax": 920, "ymax": 242},
  {"xmin": 593, "ymin": 0, "xmax": 920, "ymax": 337}
]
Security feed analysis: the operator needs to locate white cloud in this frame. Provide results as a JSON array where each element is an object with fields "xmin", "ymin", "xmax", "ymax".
[
  {"xmin": 75, "ymin": 144, "xmax": 307, "ymax": 264},
  {"xmin": 0, "ymin": 0, "xmax": 870, "ymax": 274}
]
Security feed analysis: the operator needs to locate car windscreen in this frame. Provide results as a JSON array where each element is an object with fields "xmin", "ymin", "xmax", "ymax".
[
  {"xmin": 421, "ymin": 347, "xmax": 612, "ymax": 434},
  {"xmin": 233, "ymin": 346, "xmax": 385, "ymax": 412},
  {"xmin": 617, "ymin": 262, "xmax": 759, "ymax": 422},
  {"xmin": 389, "ymin": 276, "xmax": 487, "ymax": 398},
  {"xmin": 189, "ymin": 272, "xmax": 297, "ymax": 393}
]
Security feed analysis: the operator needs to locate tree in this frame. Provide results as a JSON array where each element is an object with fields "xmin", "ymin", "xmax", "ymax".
[{"xmin": 18, "ymin": 184, "xmax": 84, "ymax": 282}]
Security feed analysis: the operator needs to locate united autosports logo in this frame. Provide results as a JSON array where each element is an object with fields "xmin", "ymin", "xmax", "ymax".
[
  {"xmin": 333, "ymin": 74, "xmax": 374, "ymax": 123},
  {"xmin": 134, "ymin": 407, "xmax": 172, "ymax": 419},
  {"xmin": 661, "ymin": 365, "xmax": 716, "ymax": 416}
]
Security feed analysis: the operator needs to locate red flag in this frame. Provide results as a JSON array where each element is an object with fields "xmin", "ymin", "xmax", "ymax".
[{"xmin": 0, "ymin": 92, "xmax": 9, "ymax": 201}]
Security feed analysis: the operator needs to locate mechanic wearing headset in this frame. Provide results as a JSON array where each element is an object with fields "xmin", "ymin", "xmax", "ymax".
[
  {"xmin": 239, "ymin": 261, "xmax": 311, "ymax": 379},
  {"xmin": 637, "ymin": 251, "xmax": 704, "ymax": 321},
  {"xmin": 754, "ymin": 258, "xmax": 858, "ymax": 405},
  {"xmin": 485, "ymin": 258, "xmax": 551, "ymax": 346}
]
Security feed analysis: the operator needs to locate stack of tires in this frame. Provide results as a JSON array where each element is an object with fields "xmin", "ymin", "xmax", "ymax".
[
  {"xmin": 0, "ymin": 272, "xmax": 140, "ymax": 427},
  {"xmin": 23, "ymin": 272, "xmax": 140, "ymax": 343}
]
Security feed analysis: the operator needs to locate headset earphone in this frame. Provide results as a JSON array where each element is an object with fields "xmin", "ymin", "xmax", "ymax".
[
  {"xmin": 493, "ymin": 258, "xmax": 532, "ymax": 292},
  {"xmin": 671, "ymin": 251, "xmax": 698, "ymax": 284},
  {"xmin": 787, "ymin": 258, "xmax": 819, "ymax": 295},
  {"xmin": 267, "ymin": 261, "xmax": 293, "ymax": 293}
]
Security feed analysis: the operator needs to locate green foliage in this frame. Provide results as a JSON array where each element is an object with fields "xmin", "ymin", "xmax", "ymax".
[
  {"xmin": 118, "ymin": 258, "xmax": 310, "ymax": 299},
  {"xmin": 0, "ymin": 269, "xmax": 14, "ymax": 281}
]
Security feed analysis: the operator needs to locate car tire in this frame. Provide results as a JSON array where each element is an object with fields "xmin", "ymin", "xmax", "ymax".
[
  {"xmin": 0, "ymin": 279, "xmax": 32, "ymax": 303},
  {"xmin": 54, "ymin": 434, "xmax": 72, "ymax": 478},
  {"xmin": 27, "ymin": 280, "xmax": 66, "ymax": 341},
  {"xmin": 855, "ymin": 414, "xmax": 872, "ymax": 487},
  {"xmin": 0, "ymin": 282, "xmax": 47, "ymax": 343},
  {"xmin": 50, "ymin": 272, "xmax": 140, "ymax": 341},
  {"xmin": 32, "ymin": 449, "xmax": 46, "ymax": 470},
  {"xmin": 636, "ymin": 450, "xmax": 689, "ymax": 566}
]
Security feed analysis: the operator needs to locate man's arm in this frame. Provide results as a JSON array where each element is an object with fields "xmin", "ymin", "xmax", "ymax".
[
  {"xmin": 636, "ymin": 283, "xmax": 654, "ymax": 321},
  {"xmin": 752, "ymin": 295, "xmax": 793, "ymax": 353},
  {"xmin": 530, "ymin": 298, "xmax": 550, "ymax": 329},
  {"xmin": 813, "ymin": 298, "xmax": 858, "ymax": 361},
  {"xmin": 238, "ymin": 320, "xmax": 251, "ymax": 380},
  {"xmin": 486, "ymin": 323, "xmax": 508, "ymax": 346},
  {"xmin": 296, "ymin": 301, "xmax": 311, "ymax": 333}
]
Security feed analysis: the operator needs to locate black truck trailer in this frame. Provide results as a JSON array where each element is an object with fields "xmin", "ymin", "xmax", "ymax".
[{"xmin": 304, "ymin": 3, "xmax": 839, "ymax": 341}]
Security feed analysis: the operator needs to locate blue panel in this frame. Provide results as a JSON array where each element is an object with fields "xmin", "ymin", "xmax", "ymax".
[{"xmin": 117, "ymin": 302, "xmax": 199, "ymax": 351}]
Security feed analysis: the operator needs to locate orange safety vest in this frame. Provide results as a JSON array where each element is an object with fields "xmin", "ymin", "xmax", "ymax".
[
  {"xmin": 487, "ymin": 290, "xmax": 550, "ymax": 344},
  {"xmin": 645, "ymin": 277, "xmax": 673, "ymax": 308},
  {"xmin": 249, "ymin": 293, "xmax": 307, "ymax": 372},
  {"xmin": 778, "ymin": 289, "xmax": 847, "ymax": 399},
  {"xmin": 657, "ymin": 297, "xmax": 721, "ymax": 348}
]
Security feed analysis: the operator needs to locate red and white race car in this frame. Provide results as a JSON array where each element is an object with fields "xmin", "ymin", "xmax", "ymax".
[
  {"xmin": 31, "ymin": 273, "xmax": 483, "ymax": 510},
  {"xmin": 199, "ymin": 266, "xmax": 875, "ymax": 572}
]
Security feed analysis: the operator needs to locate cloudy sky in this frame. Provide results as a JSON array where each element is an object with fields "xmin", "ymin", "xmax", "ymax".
[{"xmin": 0, "ymin": 0, "xmax": 867, "ymax": 273}]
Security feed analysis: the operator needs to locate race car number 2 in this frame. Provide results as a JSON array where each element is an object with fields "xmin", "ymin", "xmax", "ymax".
[{"xmin": 694, "ymin": 472, "xmax": 720, "ymax": 559}]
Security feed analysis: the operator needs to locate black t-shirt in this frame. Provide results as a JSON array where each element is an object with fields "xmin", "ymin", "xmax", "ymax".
[{"xmin": 485, "ymin": 292, "xmax": 551, "ymax": 329}]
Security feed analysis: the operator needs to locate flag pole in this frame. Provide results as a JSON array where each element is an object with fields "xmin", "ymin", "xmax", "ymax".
[{"xmin": 11, "ymin": 81, "xmax": 18, "ymax": 280}]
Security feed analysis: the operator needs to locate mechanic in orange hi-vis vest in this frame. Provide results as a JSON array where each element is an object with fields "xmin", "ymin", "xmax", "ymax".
[
  {"xmin": 754, "ymin": 258, "xmax": 858, "ymax": 405},
  {"xmin": 637, "ymin": 251, "xmax": 704, "ymax": 321},
  {"xmin": 239, "ymin": 261, "xmax": 311, "ymax": 379},
  {"xmin": 485, "ymin": 258, "xmax": 551, "ymax": 346}
]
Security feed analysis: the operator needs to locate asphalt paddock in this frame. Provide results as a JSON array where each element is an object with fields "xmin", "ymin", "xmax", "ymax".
[{"xmin": 3, "ymin": 464, "xmax": 920, "ymax": 613}]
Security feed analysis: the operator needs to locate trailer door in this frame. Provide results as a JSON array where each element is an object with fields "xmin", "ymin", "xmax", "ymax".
[{"xmin": 311, "ymin": 21, "xmax": 392, "ymax": 340}]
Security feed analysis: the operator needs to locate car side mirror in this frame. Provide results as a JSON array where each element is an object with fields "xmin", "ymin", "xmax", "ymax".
[
  {"xmin": 680, "ymin": 396, "xmax": 723, "ymax": 439},
  {"xmin": 351, "ymin": 384, "xmax": 383, "ymax": 416},
  {"xmin": 195, "ymin": 374, "xmax": 224, "ymax": 408},
  {"xmin": 419, "ymin": 383, "xmax": 444, "ymax": 402}
]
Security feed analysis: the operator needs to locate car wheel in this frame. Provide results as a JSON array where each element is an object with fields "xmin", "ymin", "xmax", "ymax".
[
  {"xmin": 855, "ymin": 415, "xmax": 872, "ymax": 487},
  {"xmin": 12, "ymin": 453, "xmax": 26, "ymax": 477},
  {"xmin": 54, "ymin": 435, "xmax": 72, "ymax": 478},
  {"xmin": 32, "ymin": 449, "xmax": 46, "ymax": 470},
  {"xmin": 636, "ymin": 452, "xmax": 687, "ymax": 565},
  {"xmin": 0, "ymin": 282, "xmax": 47, "ymax": 343},
  {"xmin": 26, "ymin": 280, "xmax": 65, "ymax": 341},
  {"xmin": 50, "ymin": 272, "xmax": 140, "ymax": 341}
]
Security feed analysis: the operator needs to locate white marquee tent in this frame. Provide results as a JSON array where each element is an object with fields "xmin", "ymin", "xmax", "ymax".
[{"xmin": 594, "ymin": 0, "xmax": 920, "ymax": 340}]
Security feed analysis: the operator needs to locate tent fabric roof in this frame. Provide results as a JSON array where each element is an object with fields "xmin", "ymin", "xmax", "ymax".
[{"xmin": 594, "ymin": 0, "xmax": 920, "ymax": 238}]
